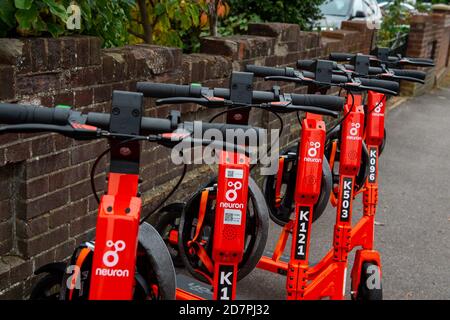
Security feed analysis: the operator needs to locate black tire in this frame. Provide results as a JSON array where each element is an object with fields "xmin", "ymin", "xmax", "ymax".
[
  {"xmin": 178, "ymin": 176, "xmax": 269, "ymax": 284},
  {"xmin": 150, "ymin": 207, "xmax": 185, "ymax": 268},
  {"xmin": 30, "ymin": 273, "xmax": 63, "ymax": 300},
  {"xmin": 379, "ymin": 128, "xmax": 387, "ymax": 156},
  {"xmin": 138, "ymin": 222, "xmax": 177, "ymax": 300},
  {"xmin": 354, "ymin": 262, "xmax": 383, "ymax": 300},
  {"xmin": 263, "ymin": 144, "xmax": 332, "ymax": 226},
  {"xmin": 56, "ymin": 223, "xmax": 176, "ymax": 300}
]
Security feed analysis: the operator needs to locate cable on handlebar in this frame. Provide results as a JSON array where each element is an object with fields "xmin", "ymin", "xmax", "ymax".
[
  {"xmin": 90, "ymin": 136, "xmax": 149, "ymax": 204},
  {"xmin": 140, "ymin": 163, "xmax": 188, "ymax": 224},
  {"xmin": 326, "ymin": 91, "xmax": 355, "ymax": 137}
]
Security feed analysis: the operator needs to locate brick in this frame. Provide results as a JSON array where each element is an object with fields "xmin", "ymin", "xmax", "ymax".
[
  {"xmin": 18, "ymin": 225, "xmax": 69, "ymax": 257},
  {"xmin": 15, "ymin": 74, "xmax": 34, "ymax": 96},
  {"xmin": 19, "ymin": 188, "xmax": 69, "ymax": 220},
  {"xmin": 89, "ymin": 37, "xmax": 102, "ymax": 65},
  {"xmin": 46, "ymin": 38, "xmax": 62, "ymax": 71},
  {"xmin": 70, "ymin": 175, "xmax": 105, "ymax": 202},
  {"xmin": 248, "ymin": 22, "xmax": 300, "ymax": 42},
  {"xmin": 73, "ymin": 228, "xmax": 95, "ymax": 244},
  {"xmin": 30, "ymin": 38, "xmax": 47, "ymax": 72},
  {"xmin": 7, "ymin": 258, "xmax": 32, "ymax": 285},
  {"xmin": 0, "ymin": 238, "xmax": 12, "ymax": 255},
  {"xmin": 32, "ymin": 249, "xmax": 55, "ymax": 270},
  {"xmin": 25, "ymin": 176, "xmax": 49, "ymax": 199},
  {"xmin": 26, "ymin": 151, "xmax": 70, "ymax": 179},
  {"xmin": 49, "ymin": 199, "xmax": 88, "ymax": 229},
  {"xmin": 0, "ymin": 38, "xmax": 26, "ymax": 66},
  {"xmin": 74, "ymin": 88, "xmax": 93, "ymax": 107},
  {"xmin": 70, "ymin": 66, "xmax": 101, "ymax": 87},
  {"xmin": 0, "ymin": 283, "xmax": 23, "ymax": 300},
  {"xmin": 93, "ymin": 85, "xmax": 112, "ymax": 103},
  {"xmin": 101, "ymin": 55, "xmax": 115, "ymax": 83},
  {"xmin": 75, "ymin": 36, "xmax": 90, "ymax": 67},
  {"xmin": 54, "ymin": 239, "xmax": 76, "ymax": 261},
  {"xmin": 49, "ymin": 164, "xmax": 88, "ymax": 191},
  {"xmin": 0, "ymin": 220, "xmax": 12, "ymax": 242},
  {"xmin": 54, "ymin": 91, "xmax": 75, "ymax": 106},
  {"xmin": 124, "ymin": 51, "xmax": 137, "ymax": 79},
  {"xmin": 0, "ymin": 261, "xmax": 10, "ymax": 290},
  {"xmin": 31, "ymin": 135, "xmax": 55, "ymax": 157},
  {"xmin": 5, "ymin": 141, "xmax": 31, "ymax": 163},
  {"xmin": 31, "ymin": 73, "xmax": 61, "ymax": 94},
  {"xmin": 61, "ymin": 37, "xmax": 76, "ymax": 69},
  {"xmin": 69, "ymin": 212, "xmax": 97, "ymax": 237},
  {"xmin": 16, "ymin": 214, "xmax": 49, "ymax": 239},
  {"xmin": 0, "ymin": 133, "xmax": 19, "ymax": 147},
  {"xmin": 0, "ymin": 200, "xmax": 11, "ymax": 222},
  {"xmin": 0, "ymin": 65, "xmax": 15, "ymax": 100},
  {"xmin": 133, "ymin": 44, "xmax": 182, "ymax": 75},
  {"xmin": 71, "ymin": 141, "xmax": 106, "ymax": 165}
]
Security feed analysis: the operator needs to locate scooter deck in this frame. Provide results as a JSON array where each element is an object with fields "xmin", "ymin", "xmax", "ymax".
[{"xmin": 176, "ymin": 273, "xmax": 245, "ymax": 300}]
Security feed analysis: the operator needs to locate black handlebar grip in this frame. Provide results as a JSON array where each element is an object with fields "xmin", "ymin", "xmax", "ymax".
[
  {"xmin": 390, "ymin": 57, "xmax": 434, "ymax": 64},
  {"xmin": 86, "ymin": 112, "xmax": 173, "ymax": 134},
  {"xmin": 290, "ymin": 94, "xmax": 345, "ymax": 112},
  {"xmin": 296, "ymin": 60, "xmax": 315, "ymax": 69},
  {"xmin": 245, "ymin": 65, "xmax": 291, "ymax": 77},
  {"xmin": 0, "ymin": 103, "xmax": 71, "ymax": 125},
  {"xmin": 391, "ymin": 69, "xmax": 427, "ymax": 81},
  {"xmin": 329, "ymin": 52, "xmax": 354, "ymax": 61},
  {"xmin": 360, "ymin": 78, "xmax": 399, "ymax": 93},
  {"xmin": 297, "ymin": 59, "xmax": 338, "ymax": 70},
  {"xmin": 301, "ymin": 71, "xmax": 348, "ymax": 84},
  {"xmin": 136, "ymin": 82, "xmax": 203, "ymax": 98},
  {"xmin": 212, "ymin": 88, "xmax": 276, "ymax": 103}
]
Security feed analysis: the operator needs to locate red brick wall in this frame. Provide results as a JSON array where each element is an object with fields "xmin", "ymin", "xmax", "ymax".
[
  {"xmin": 403, "ymin": 12, "xmax": 450, "ymax": 96},
  {"xmin": 0, "ymin": 21, "xmax": 375, "ymax": 299}
]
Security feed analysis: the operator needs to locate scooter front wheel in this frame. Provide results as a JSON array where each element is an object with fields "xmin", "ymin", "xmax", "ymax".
[{"xmin": 30, "ymin": 273, "xmax": 63, "ymax": 300}]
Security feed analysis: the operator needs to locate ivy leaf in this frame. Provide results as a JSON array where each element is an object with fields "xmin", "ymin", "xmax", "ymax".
[
  {"xmin": 0, "ymin": 20, "xmax": 10, "ymax": 36},
  {"xmin": 14, "ymin": 0, "xmax": 33, "ymax": 10},
  {"xmin": 154, "ymin": 3, "xmax": 165, "ymax": 16},
  {"xmin": 42, "ymin": 0, "xmax": 68, "ymax": 22},
  {"xmin": 15, "ymin": 5, "xmax": 38, "ymax": 30},
  {"xmin": 0, "ymin": 0, "xmax": 16, "ymax": 27},
  {"xmin": 32, "ymin": 14, "xmax": 47, "ymax": 32},
  {"xmin": 47, "ymin": 20, "xmax": 64, "ymax": 37}
]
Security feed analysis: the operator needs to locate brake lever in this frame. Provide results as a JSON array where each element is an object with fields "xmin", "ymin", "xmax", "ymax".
[
  {"xmin": 264, "ymin": 76, "xmax": 308, "ymax": 84},
  {"xmin": 0, "ymin": 123, "xmax": 101, "ymax": 140},
  {"xmin": 261, "ymin": 102, "xmax": 340, "ymax": 118},
  {"xmin": 358, "ymin": 85, "xmax": 398, "ymax": 96},
  {"xmin": 383, "ymin": 74, "xmax": 425, "ymax": 84},
  {"xmin": 398, "ymin": 59, "xmax": 435, "ymax": 67}
]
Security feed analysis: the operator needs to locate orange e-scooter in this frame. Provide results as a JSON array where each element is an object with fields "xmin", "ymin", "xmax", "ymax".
[
  {"xmin": 246, "ymin": 60, "xmax": 399, "ymax": 299},
  {"xmin": 137, "ymin": 72, "xmax": 344, "ymax": 300}
]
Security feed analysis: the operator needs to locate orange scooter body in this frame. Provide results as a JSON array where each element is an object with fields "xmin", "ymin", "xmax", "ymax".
[
  {"xmin": 89, "ymin": 173, "xmax": 141, "ymax": 300},
  {"xmin": 212, "ymin": 151, "xmax": 250, "ymax": 300},
  {"xmin": 258, "ymin": 94, "xmax": 371, "ymax": 300},
  {"xmin": 349, "ymin": 91, "xmax": 385, "ymax": 298}
]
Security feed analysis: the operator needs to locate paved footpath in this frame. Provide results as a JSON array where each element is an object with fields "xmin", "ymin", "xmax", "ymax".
[{"xmin": 236, "ymin": 87, "xmax": 450, "ymax": 300}]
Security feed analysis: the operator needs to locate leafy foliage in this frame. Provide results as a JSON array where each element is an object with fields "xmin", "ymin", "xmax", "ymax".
[
  {"xmin": 218, "ymin": 12, "xmax": 261, "ymax": 36},
  {"xmin": 377, "ymin": 0, "xmax": 411, "ymax": 48},
  {"xmin": 128, "ymin": 0, "xmax": 207, "ymax": 52},
  {"xmin": 0, "ymin": 0, "xmax": 134, "ymax": 48},
  {"xmin": 225, "ymin": 0, "xmax": 325, "ymax": 31}
]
